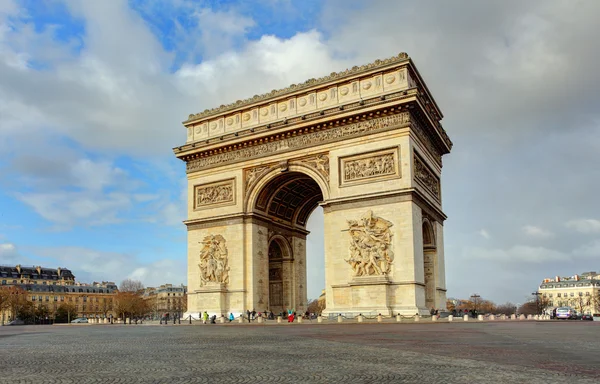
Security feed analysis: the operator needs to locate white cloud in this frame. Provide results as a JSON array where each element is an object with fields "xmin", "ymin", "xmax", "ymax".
[
  {"xmin": 464, "ymin": 245, "xmax": 570, "ymax": 264},
  {"xmin": 566, "ymin": 219, "xmax": 600, "ymax": 234},
  {"xmin": 478, "ymin": 229, "xmax": 490, "ymax": 239},
  {"xmin": 0, "ymin": 242, "xmax": 23, "ymax": 264},
  {"xmin": 31, "ymin": 245, "xmax": 186, "ymax": 288},
  {"xmin": 522, "ymin": 225, "xmax": 553, "ymax": 238}
]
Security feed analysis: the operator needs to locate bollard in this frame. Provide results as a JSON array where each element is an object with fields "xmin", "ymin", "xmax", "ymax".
[
  {"xmin": 477, "ymin": 315, "xmax": 483, "ymax": 321},
  {"xmin": 396, "ymin": 314, "xmax": 401, "ymax": 322},
  {"xmin": 511, "ymin": 314, "xmax": 516, "ymax": 320},
  {"xmin": 358, "ymin": 315, "xmax": 364, "ymax": 323},
  {"xmin": 238, "ymin": 316, "xmax": 243, "ymax": 323},
  {"xmin": 189, "ymin": 316, "xmax": 192, "ymax": 325},
  {"xmin": 448, "ymin": 315, "xmax": 453, "ymax": 322},
  {"xmin": 296, "ymin": 316, "xmax": 302, "ymax": 324},
  {"xmin": 377, "ymin": 314, "xmax": 383, "ymax": 323},
  {"xmin": 258, "ymin": 316, "xmax": 264, "ymax": 323},
  {"xmin": 337, "ymin": 314, "xmax": 343, "ymax": 323},
  {"xmin": 277, "ymin": 316, "xmax": 282, "ymax": 324},
  {"xmin": 317, "ymin": 316, "xmax": 323, "ymax": 323},
  {"xmin": 414, "ymin": 315, "xmax": 420, "ymax": 322},
  {"xmin": 519, "ymin": 314, "xmax": 526, "ymax": 320},
  {"xmin": 463, "ymin": 315, "xmax": 469, "ymax": 321},
  {"xmin": 431, "ymin": 315, "xmax": 437, "ymax": 322},
  {"xmin": 490, "ymin": 314, "xmax": 496, "ymax": 321}
]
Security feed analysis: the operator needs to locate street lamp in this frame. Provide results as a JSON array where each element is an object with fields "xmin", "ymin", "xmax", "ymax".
[
  {"xmin": 532, "ymin": 291, "xmax": 541, "ymax": 315},
  {"xmin": 470, "ymin": 294, "xmax": 481, "ymax": 315}
]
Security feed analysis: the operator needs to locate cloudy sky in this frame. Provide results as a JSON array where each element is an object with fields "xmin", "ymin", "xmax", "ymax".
[{"xmin": 1, "ymin": 0, "xmax": 599, "ymax": 305}]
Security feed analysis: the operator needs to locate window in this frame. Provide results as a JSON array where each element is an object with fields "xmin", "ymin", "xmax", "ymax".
[
  {"xmin": 38, "ymin": 295, "xmax": 42, "ymax": 301},
  {"xmin": 54, "ymin": 296, "xmax": 58, "ymax": 301},
  {"xmin": 586, "ymin": 292, "xmax": 590, "ymax": 296},
  {"xmin": 549, "ymin": 293, "xmax": 553, "ymax": 298},
  {"xmin": 45, "ymin": 296, "xmax": 49, "ymax": 301},
  {"xmin": 1, "ymin": 280, "xmax": 5, "ymax": 285},
  {"xmin": 32, "ymin": 296, "xmax": 36, "ymax": 301},
  {"xmin": 579, "ymin": 292, "xmax": 583, "ymax": 296},
  {"xmin": 570, "ymin": 293, "xmax": 574, "ymax": 297},
  {"xmin": 60, "ymin": 296, "xmax": 64, "ymax": 301},
  {"xmin": 83, "ymin": 296, "xmax": 87, "ymax": 302},
  {"xmin": 43, "ymin": 281, "xmax": 46, "ymax": 285},
  {"xmin": 557, "ymin": 293, "xmax": 561, "ymax": 297}
]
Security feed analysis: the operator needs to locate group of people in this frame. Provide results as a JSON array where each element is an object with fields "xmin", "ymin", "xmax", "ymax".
[{"xmin": 195, "ymin": 309, "xmax": 315, "ymax": 323}]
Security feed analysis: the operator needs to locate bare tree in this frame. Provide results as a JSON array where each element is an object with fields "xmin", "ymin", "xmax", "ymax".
[
  {"xmin": 570, "ymin": 295, "xmax": 591, "ymax": 314},
  {"xmin": 119, "ymin": 279, "xmax": 144, "ymax": 293},
  {"xmin": 0, "ymin": 286, "xmax": 10, "ymax": 325},
  {"xmin": 495, "ymin": 302, "xmax": 517, "ymax": 315}
]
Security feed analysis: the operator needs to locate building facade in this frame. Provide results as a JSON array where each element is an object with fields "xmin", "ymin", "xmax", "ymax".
[
  {"xmin": 1, "ymin": 265, "xmax": 118, "ymax": 322},
  {"xmin": 143, "ymin": 284, "xmax": 187, "ymax": 319},
  {"xmin": 1, "ymin": 265, "xmax": 75, "ymax": 286},
  {"xmin": 539, "ymin": 272, "xmax": 600, "ymax": 314}
]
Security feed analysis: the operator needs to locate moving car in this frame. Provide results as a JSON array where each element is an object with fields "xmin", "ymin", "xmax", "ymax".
[
  {"xmin": 6, "ymin": 319, "xmax": 25, "ymax": 326},
  {"xmin": 70, "ymin": 318, "xmax": 88, "ymax": 323},
  {"xmin": 555, "ymin": 307, "xmax": 576, "ymax": 320},
  {"xmin": 581, "ymin": 314, "xmax": 593, "ymax": 321}
]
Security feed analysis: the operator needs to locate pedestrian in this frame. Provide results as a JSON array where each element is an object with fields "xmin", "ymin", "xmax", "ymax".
[
  {"xmin": 251, "ymin": 309, "xmax": 256, "ymax": 321},
  {"xmin": 203, "ymin": 311, "xmax": 209, "ymax": 324},
  {"xmin": 229, "ymin": 313, "xmax": 234, "ymax": 322},
  {"xmin": 246, "ymin": 309, "xmax": 251, "ymax": 323}
]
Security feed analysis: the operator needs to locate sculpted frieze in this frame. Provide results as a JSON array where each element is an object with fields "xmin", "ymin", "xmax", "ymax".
[
  {"xmin": 414, "ymin": 154, "xmax": 440, "ymax": 200},
  {"xmin": 410, "ymin": 116, "xmax": 442, "ymax": 165},
  {"xmin": 198, "ymin": 234, "xmax": 230, "ymax": 286},
  {"xmin": 344, "ymin": 211, "xmax": 394, "ymax": 277},
  {"xmin": 187, "ymin": 112, "xmax": 410, "ymax": 173},
  {"xmin": 194, "ymin": 179, "xmax": 235, "ymax": 209},
  {"xmin": 302, "ymin": 154, "xmax": 330, "ymax": 182},
  {"xmin": 341, "ymin": 149, "xmax": 398, "ymax": 185}
]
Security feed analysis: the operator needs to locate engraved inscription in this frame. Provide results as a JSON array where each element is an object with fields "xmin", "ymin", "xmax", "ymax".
[
  {"xmin": 414, "ymin": 154, "xmax": 440, "ymax": 200},
  {"xmin": 194, "ymin": 179, "xmax": 235, "ymax": 209}
]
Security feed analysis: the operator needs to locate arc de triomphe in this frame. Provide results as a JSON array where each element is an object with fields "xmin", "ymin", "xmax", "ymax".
[{"xmin": 174, "ymin": 53, "xmax": 452, "ymax": 317}]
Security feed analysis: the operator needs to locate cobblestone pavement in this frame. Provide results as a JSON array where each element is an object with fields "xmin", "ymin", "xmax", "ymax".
[{"xmin": 1, "ymin": 321, "xmax": 599, "ymax": 383}]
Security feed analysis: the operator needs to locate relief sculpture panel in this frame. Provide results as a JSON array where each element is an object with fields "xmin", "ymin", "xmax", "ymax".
[
  {"xmin": 344, "ymin": 211, "xmax": 394, "ymax": 277},
  {"xmin": 198, "ymin": 235, "xmax": 230, "ymax": 286},
  {"xmin": 413, "ymin": 154, "xmax": 440, "ymax": 201},
  {"xmin": 340, "ymin": 148, "xmax": 399, "ymax": 186},
  {"xmin": 194, "ymin": 179, "xmax": 235, "ymax": 209}
]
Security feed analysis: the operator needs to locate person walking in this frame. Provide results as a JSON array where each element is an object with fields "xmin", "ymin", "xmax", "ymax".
[
  {"xmin": 229, "ymin": 313, "xmax": 234, "ymax": 322},
  {"xmin": 246, "ymin": 309, "xmax": 251, "ymax": 323},
  {"xmin": 203, "ymin": 311, "xmax": 209, "ymax": 324}
]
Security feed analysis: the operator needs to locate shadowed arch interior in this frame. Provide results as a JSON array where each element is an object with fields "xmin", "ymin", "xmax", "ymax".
[{"xmin": 255, "ymin": 172, "xmax": 324, "ymax": 227}]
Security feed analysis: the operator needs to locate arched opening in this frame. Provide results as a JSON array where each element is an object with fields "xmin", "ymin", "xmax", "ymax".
[
  {"xmin": 423, "ymin": 220, "xmax": 437, "ymax": 310},
  {"xmin": 253, "ymin": 171, "xmax": 325, "ymax": 315}
]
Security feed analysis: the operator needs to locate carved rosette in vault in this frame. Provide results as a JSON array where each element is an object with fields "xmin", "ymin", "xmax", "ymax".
[
  {"xmin": 344, "ymin": 211, "xmax": 394, "ymax": 277},
  {"xmin": 198, "ymin": 235, "xmax": 230, "ymax": 286}
]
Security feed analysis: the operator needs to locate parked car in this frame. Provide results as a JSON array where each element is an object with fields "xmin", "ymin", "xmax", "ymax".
[
  {"xmin": 581, "ymin": 314, "xmax": 593, "ymax": 321},
  {"xmin": 555, "ymin": 307, "xmax": 576, "ymax": 320},
  {"xmin": 6, "ymin": 319, "xmax": 25, "ymax": 326},
  {"xmin": 70, "ymin": 318, "xmax": 88, "ymax": 323}
]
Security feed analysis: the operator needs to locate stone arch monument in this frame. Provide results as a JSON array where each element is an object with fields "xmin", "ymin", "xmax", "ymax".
[{"xmin": 174, "ymin": 53, "xmax": 452, "ymax": 316}]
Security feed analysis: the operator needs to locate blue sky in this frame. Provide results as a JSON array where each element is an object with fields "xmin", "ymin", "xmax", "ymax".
[{"xmin": 1, "ymin": 0, "xmax": 600, "ymax": 304}]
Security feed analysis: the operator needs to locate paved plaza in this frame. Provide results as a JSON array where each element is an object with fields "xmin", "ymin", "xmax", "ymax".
[{"xmin": 1, "ymin": 321, "xmax": 599, "ymax": 383}]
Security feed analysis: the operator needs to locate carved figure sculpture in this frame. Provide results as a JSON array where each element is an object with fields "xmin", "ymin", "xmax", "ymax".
[
  {"xmin": 345, "ymin": 211, "xmax": 394, "ymax": 277},
  {"xmin": 198, "ymin": 235, "xmax": 230, "ymax": 285}
]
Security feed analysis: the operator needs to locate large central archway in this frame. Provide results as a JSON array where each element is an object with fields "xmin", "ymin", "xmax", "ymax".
[
  {"xmin": 176, "ymin": 53, "xmax": 452, "ymax": 317},
  {"xmin": 249, "ymin": 170, "xmax": 324, "ymax": 314}
]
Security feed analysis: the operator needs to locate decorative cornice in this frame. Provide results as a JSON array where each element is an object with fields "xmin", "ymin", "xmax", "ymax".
[
  {"xmin": 185, "ymin": 111, "xmax": 410, "ymax": 173},
  {"xmin": 184, "ymin": 53, "xmax": 410, "ymax": 124}
]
